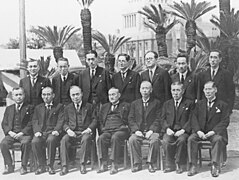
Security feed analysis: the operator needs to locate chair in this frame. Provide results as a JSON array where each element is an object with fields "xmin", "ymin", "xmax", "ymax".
[
  {"xmin": 71, "ymin": 139, "xmax": 97, "ymax": 170},
  {"xmin": 97, "ymin": 140, "xmax": 128, "ymax": 170},
  {"xmin": 198, "ymin": 141, "xmax": 223, "ymax": 171},
  {"xmin": 128, "ymin": 139, "xmax": 163, "ymax": 171}
]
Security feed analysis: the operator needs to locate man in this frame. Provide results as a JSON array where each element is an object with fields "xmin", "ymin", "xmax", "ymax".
[
  {"xmin": 97, "ymin": 87, "xmax": 130, "ymax": 175},
  {"xmin": 31, "ymin": 86, "xmax": 64, "ymax": 175},
  {"xmin": 112, "ymin": 54, "xmax": 140, "ymax": 103},
  {"xmin": 76, "ymin": 50, "xmax": 111, "ymax": 106},
  {"xmin": 52, "ymin": 57, "xmax": 76, "ymax": 106},
  {"xmin": 59, "ymin": 86, "xmax": 97, "ymax": 175},
  {"xmin": 188, "ymin": 81, "xmax": 229, "ymax": 177},
  {"xmin": 171, "ymin": 53, "xmax": 197, "ymax": 101},
  {"xmin": 0, "ymin": 87, "xmax": 34, "ymax": 175},
  {"xmin": 140, "ymin": 51, "xmax": 171, "ymax": 104},
  {"xmin": 162, "ymin": 82, "xmax": 194, "ymax": 174},
  {"xmin": 128, "ymin": 81, "xmax": 162, "ymax": 173},
  {"xmin": 197, "ymin": 49, "xmax": 234, "ymax": 112},
  {"xmin": 19, "ymin": 59, "xmax": 51, "ymax": 106}
]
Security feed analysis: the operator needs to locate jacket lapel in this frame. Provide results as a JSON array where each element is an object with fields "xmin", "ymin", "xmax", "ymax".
[
  {"xmin": 169, "ymin": 100, "xmax": 175, "ymax": 125},
  {"xmin": 92, "ymin": 66, "xmax": 102, "ymax": 89},
  {"xmin": 145, "ymin": 98, "xmax": 155, "ymax": 119},
  {"xmin": 152, "ymin": 67, "xmax": 160, "ymax": 83},
  {"xmin": 102, "ymin": 103, "xmax": 111, "ymax": 125},
  {"xmin": 81, "ymin": 104, "xmax": 88, "ymax": 124},
  {"xmin": 208, "ymin": 100, "xmax": 219, "ymax": 122},
  {"xmin": 201, "ymin": 100, "xmax": 207, "ymax": 128},
  {"xmin": 20, "ymin": 103, "xmax": 28, "ymax": 123},
  {"xmin": 84, "ymin": 69, "xmax": 91, "ymax": 91},
  {"xmin": 121, "ymin": 70, "xmax": 133, "ymax": 92},
  {"xmin": 213, "ymin": 68, "xmax": 223, "ymax": 85},
  {"xmin": 9, "ymin": 105, "xmax": 15, "ymax": 128},
  {"xmin": 184, "ymin": 71, "xmax": 193, "ymax": 89},
  {"xmin": 177, "ymin": 99, "xmax": 186, "ymax": 122}
]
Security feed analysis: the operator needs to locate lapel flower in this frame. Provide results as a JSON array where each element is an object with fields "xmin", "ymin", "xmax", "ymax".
[
  {"xmin": 185, "ymin": 107, "xmax": 189, "ymax": 111},
  {"xmin": 215, "ymin": 107, "xmax": 221, "ymax": 113}
]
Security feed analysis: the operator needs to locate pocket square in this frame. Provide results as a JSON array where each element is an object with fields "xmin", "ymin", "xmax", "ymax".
[{"xmin": 216, "ymin": 107, "xmax": 221, "ymax": 113}]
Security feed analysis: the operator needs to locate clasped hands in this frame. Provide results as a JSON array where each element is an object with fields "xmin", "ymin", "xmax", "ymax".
[
  {"xmin": 34, "ymin": 130, "xmax": 60, "ymax": 137},
  {"xmin": 66, "ymin": 128, "xmax": 92, "ymax": 137},
  {"xmin": 166, "ymin": 128, "xmax": 185, "ymax": 137},
  {"xmin": 135, "ymin": 130, "xmax": 153, "ymax": 139},
  {"xmin": 8, "ymin": 131, "xmax": 24, "ymax": 139},
  {"xmin": 197, "ymin": 130, "xmax": 215, "ymax": 140}
]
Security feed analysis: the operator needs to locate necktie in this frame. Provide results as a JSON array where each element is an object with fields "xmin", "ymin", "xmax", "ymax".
[
  {"xmin": 212, "ymin": 70, "xmax": 215, "ymax": 79},
  {"xmin": 45, "ymin": 104, "xmax": 51, "ymax": 119},
  {"xmin": 149, "ymin": 70, "xmax": 153, "ymax": 82},
  {"xmin": 31, "ymin": 77, "xmax": 36, "ymax": 86},
  {"xmin": 181, "ymin": 75, "xmax": 184, "ymax": 84},
  {"xmin": 63, "ymin": 76, "xmax": 66, "ymax": 82},
  {"xmin": 208, "ymin": 101, "xmax": 213, "ymax": 111},
  {"xmin": 111, "ymin": 104, "xmax": 117, "ymax": 111},
  {"xmin": 143, "ymin": 101, "xmax": 148, "ymax": 112},
  {"xmin": 122, "ymin": 72, "xmax": 126, "ymax": 81},
  {"xmin": 16, "ymin": 104, "xmax": 20, "ymax": 113},
  {"xmin": 91, "ymin": 69, "xmax": 95, "ymax": 78},
  {"xmin": 175, "ymin": 101, "xmax": 179, "ymax": 109},
  {"xmin": 76, "ymin": 103, "xmax": 80, "ymax": 112}
]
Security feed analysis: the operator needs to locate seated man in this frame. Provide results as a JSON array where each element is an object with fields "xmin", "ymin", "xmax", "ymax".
[
  {"xmin": 97, "ymin": 87, "xmax": 130, "ymax": 175},
  {"xmin": 162, "ymin": 82, "xmax": 194, "ymax": 173},
  {"xmin": 60, "ymin": 86, "xmax": 97, "ymax": 175},
  {"xmin": 0, "ymin": 87, "xmax": 34, "ymax": 175},
  {"xmin": 32, "ymin": 86, "xmax": 64, "ymax": 175},
  {"xmin": 187, "ymin": 81, "xmax": 229, "ymax": 177},
  {"xmin": 128, "ymin": 81, "xmax": 162, "ymax": 173}
]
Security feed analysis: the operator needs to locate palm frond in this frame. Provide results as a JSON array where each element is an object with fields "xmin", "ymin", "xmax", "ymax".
[{"xmin": 92, "ymin": 30, "xmax": 110, "ymax": 52}]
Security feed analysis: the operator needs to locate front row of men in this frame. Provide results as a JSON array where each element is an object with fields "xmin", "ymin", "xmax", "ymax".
[{"xmin": 0, "ymin": 80, "xmax": 229, "ymax": 178}]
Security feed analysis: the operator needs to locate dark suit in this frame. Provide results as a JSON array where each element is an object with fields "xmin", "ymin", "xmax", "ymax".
[
  {"xmin": 161, "ymin": 98, "xmax": 194, "ymax": 167},
  {"xmin": 128, "ymin": 98, "xmax": 162, "ymax": 165},
  {"xmin": 52, "ymin": 73, "xmax": 76, "ymax": 105},
  {"xmin": 60, "ymin": 102, "xmax": 97, "ymax": 166},
  {"xmin": 140, "ymin": 66, "xmax": 171, "ymax": 103},
  {"xmin": 77, "ymin": 66, "xmax": 111, "ymax": 105},
  {"xmin": 188, "ymin": 99, "xmax": 229, "ymax": 165},
  {"xmin": 112, "ymin": 70, "xmax": 141, "ymax": 103},
  {"xmin": 19, "ymin": 75, "xmax": 51, "ymax": 106},
  {"xmin": 97, "ymin": 102, "xmax": 130, "ymax": 163},
  {"xmin": 197, "ymin": 67, "xmax": 234, "ymax": 112},
  {"xmin": 0, "ymin": 103, "xmax": 34, "ymax": 167},
  {"xmin": 171, "ymin": 71, "xmax": 197, "ymax": 101},
  {"xmin": 31, "ymin": 103, "xmax": 64, "ymax": 167}
]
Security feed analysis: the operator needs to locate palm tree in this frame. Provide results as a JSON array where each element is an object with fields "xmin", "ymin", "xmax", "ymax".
[
  {"xmin": 138, "ymin": 4, "xmax": 179, "ymax": 57},
  {"xmin": 30, "ymin": 25, "xmax": 81, "ymax": 62},
  {"xmin": 77, "ymin": 0, "xmax": 94, "ymax": 55},
  {"xmin": 169, "ymin": 0, "xmax": 216, "ymax": 54},
  {"xmin": 92, "ymin": 30, "xmax": 131, "ymax": 74}
]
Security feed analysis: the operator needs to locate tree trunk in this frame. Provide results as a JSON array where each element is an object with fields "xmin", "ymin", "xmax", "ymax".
[
  {"xmin": 81, "ymin": 8, "xmax": 92, "ymax": 56},
  {"xmin": 104, "ymin": 53, "xmax": 115, "ymax": 76},
  {"xmin": 155, "ymin": 26, "xmax": 168, "ymax": 57},
  {"xmin": 185, "ymin": 20, "xmax": 197, "ymax": 55},
  {"xmin": 219, "ymin": 0, "xmax": 230, "ymax": 37}
]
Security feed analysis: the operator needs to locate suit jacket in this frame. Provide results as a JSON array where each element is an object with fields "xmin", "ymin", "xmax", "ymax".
[
  {"xmin": 32, "ymin": 102, "xmax": 64, "ymax": 134},
  {"xmin": 52, "ymin": 73, "xmax": 76, "ymax": 105},
  {"xmin": 161, "ymin": 98, "xmax": 194, "ymax": 134},
  {"xmin": 19, "ymin": 75, "xmax": 51, "ymax": 105},
  {"xmin": 63, "ymin": 102, "xmax": 97, "ymax": 132},
  {"xmin": 140, "ymin": 66, "xmax": 171, "ymax": 103},
  {"xmin": 197, "ymin": 67, "xmax": 234, "ymax": 111},
  {"xmin": 77, "ymin": 66, "xmax": 111, "ymax": 104},
  {"xmin": 98, "ymin": 101, "xmax": 130, "ymax": 133},
  {"xmin": 171, "ymin": 71, "xmax": 197, "ymax": 101},
  {"xmin": 1, "ymin": 103, "xmax": 34, "ymax": 135},
  {"xmin": 128, "ymin": 97, "xmax": 162, "ymax": 134},
  {"xmin": 191, "ymin": 99, "xmax": 229, "ymax": 141},
  {"xmin": 112, "ymin": 70, "xmax": 141, "ymax": 103}
]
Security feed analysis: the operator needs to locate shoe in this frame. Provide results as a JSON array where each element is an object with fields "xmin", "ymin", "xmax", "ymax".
[
  {"xmin": 148, "ymin": 163, "xmax": 155, "ymax": 173},
  {"xmin": 80, "ymin": 164, "xmax": 87, "ymax": 174},
  {"xmin": 35, "ymin": 166, "xmax": 46, "ymax": 175},
  {"xmin": 59, "ymin": 166, "xmax": 68, "ymax": 176},
  {"xmin": 131, "ymin": 163, "xmax": 142, "ymax": 173},
  {"xmin": 164, "ymin": 167, "xmax": 175, "ymax": 173},
  {"xmin": 20, "ymin": 166, "xmax": 27, "ymax": 175},
  {"xmin": 211, "ymin": 164, "xmax": 219, "ymax": 177},
  {"xmin": 2, "ymin": 165, "xmax": 14, "ymax": 175},
  {"xmin": 176, "ymin": 163, "xmax": 183, "ymax": 174},
  {"xmin": 187, "ymin": 165, "xmax": 197, "ymax": 176},
  {"xmin": 110, "ymin": 163, "xmax": 118, "ymax": 175},
  {"xmin": 48, "ymin": 166, "xmax": 56, "ymax": 175},
  {"xmin": 97, "ymin": 164, "xmax": 108, "ymax": 173},
  {"xmin": 221, "ymin": 161, "xmax": 226, "ymax": 168}
]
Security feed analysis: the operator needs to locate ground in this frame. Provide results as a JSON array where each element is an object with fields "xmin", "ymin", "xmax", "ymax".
[{"xmin": 0, "ymin": 107, "xmax": 239, "ymax": 180}]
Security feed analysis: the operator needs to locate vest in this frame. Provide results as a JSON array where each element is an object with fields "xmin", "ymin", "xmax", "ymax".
[
  {"xmin": 29, "ymin": 84, "xmax": 39, "ymax": 106},
  {"xmin": 75, "ymin": 109, "xmax": 84, "ymax": 132},
  {"xmin": 60, "ymin": 80, "xmax": 71, "ymax": 104},
  {"xmin": 104, "ymin": 108, "xmax": 123, "ymax": 132},
  {"xmin": 12, "ymin": 109, "xmax": 21, "ymax": 133}
]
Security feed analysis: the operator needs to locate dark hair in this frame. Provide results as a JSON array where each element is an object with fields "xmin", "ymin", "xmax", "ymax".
[
  {"xmin": 171, "ymin": 81, "xmax": 184, "ymax": 90},
  {"xmin": 176, "ymin": 52, "xmax": 189, "ymax": 63},
  {"xmin": 144, "ymin": 51, "xmax": 158, "ymax": 59},
  {"xmin": 86, "ymin": 50, "xmax": 98, "ymax": 58},
  {"xmin": 57, "ymin": 57, "xmax": 69, "ymax": 64},
  {"xmin": 117, "ymin": 53, "xmax": 130, "ymax": 61},
  {"xmin": 12, "ymin": 87, "xmax": 25, "ymax": 94},
  {"xmin": 210, "ymin": 49, "xmax": 222, "ymax": 58}
]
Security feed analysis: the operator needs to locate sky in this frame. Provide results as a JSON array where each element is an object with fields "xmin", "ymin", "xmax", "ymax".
[{"xmin": 0, "ymin": 0, "xmax": 239, "ymax": 45}]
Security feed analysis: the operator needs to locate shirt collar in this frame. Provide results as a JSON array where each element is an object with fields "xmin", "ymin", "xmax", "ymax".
[
  {"xmin": 45, "ymin": 102, "xmax": 53, "ymax": 107},
  {"xmin": 174, "ymin": 97, "xmax": 182, "ymax": 105},
  {"xmin": 180, "ymin": 70, "xmax": 188, "ymax": 79},
  {"xmin": 142, "ymin": 97, "xmax": 150, "ymax": 103},
  {"xmin": 211, "ymin": 66, "xmax": 219, "ymax": 75},
  {"xmin": 149, "ymin": 65, "xmax": 157, "ymax": 74},
  {"xmin": 120, "ymin": 68, "xmax": 129, "ymax": 74},
  {"xmin": 75, "ymin": 101, "xmax": 82, "ymax": 109},
  {"xmin": 112, "ymin": 101, "xmax": 120, "ymax": 106},
  {"xmin": 30, "ymin": 74, "xmax": 38, "ymax": 79},
  {"xmin": 61, "ymin": 73, "xmax": 68, "ymax": 81},
  {"xmin": 16, "ymin": 103, "xmax": 23, "ymax": 109}
]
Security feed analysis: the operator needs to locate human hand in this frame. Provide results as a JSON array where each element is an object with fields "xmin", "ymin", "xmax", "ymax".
[
  {"xmin": 166, "ymin": 128, "xmax": 175, "ymax": 136},
  {"xmin": 197, "ymin": 131, "xmax": 206, "ymax": 140},
  {"xmin": 205, "ymin": 131, "xmax": 215, "ymax": 138},
  {"xmin": 15, "ymin": 132, "xmax": 24, "ymax": 139},
  {"xmin": 145, "ymin": 130, "xmax": 153, "ymax": 139},
  {"xmin": 52, "ymin": 131, "xmax": 59, "ymax": 136},
  {"xmin": 34, "ymin": 132, "xmax": 42, "ymax": 137},
  {"xmin": 8, "ymin": 131, "xmax": 17, "ymax": 138},
  {"xmin": 135, "ymin": 131, "xmax": 144, "ymax": 137},
  {"xmin": 82, "ymin": 128, "xmax": 92, "ymax": 134},
  {"xmin": 67, "ymin": 129, "xmax": 76, "ymax": 137},
  {"xmin": 174, "ymin": 129, "xmax": 185, "ymax": 137}
]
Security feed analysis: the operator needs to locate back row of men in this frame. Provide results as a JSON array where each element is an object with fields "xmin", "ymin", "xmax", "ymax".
[{"xmin": 0, "ymin": 49, "xmax": 232, "ymax": 178}]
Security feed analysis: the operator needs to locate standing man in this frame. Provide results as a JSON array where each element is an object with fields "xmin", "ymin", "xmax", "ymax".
[
  {"xmin": 1, "ymin": 87, "xmax": 34, "ymax": 175},
  {"xmin": 112, "ymin": 54, "xmax": 140, "ymax": 103},
  {"xmin": 188, "ymin": 81, "xmax": 229, "ymax": 177},
  {"xmin": 19, "ymin": 59, "xmax": 51, "ymax": 106},
  {"xmin": 197, "ymin": 49, "xmax": 234, "ymax": 112},
  {"xmin": 128, "ymin": 81, "xmax": 162, "ymax": 173},
  {"xmin": 162, "ymin": 82, "xmax": 194, "ymax": 174},
  {"xmin": 60, "ymin": 86, "xmax": 97, "ymax": 175},
  {"xmin": 171, "ymin": 53, "xmax": 197, "ymax": 101},
  {"xmin": 141, "ymin": 51, "xmax": 171, "ymax": 104},
  {"xmin": 76, "ymin": 50, "xmax": 111, "ymax": 108},
  {"xmin": 52, "ymin": 57, "xmax": 76, "ymax": 106},
  {"xmin": 31, "ymin": 86, "xmax": 64, "ymax": 175},
  {"xmin": 97, "ymin": 87, "xmax": 130, "ymax": 175}
]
